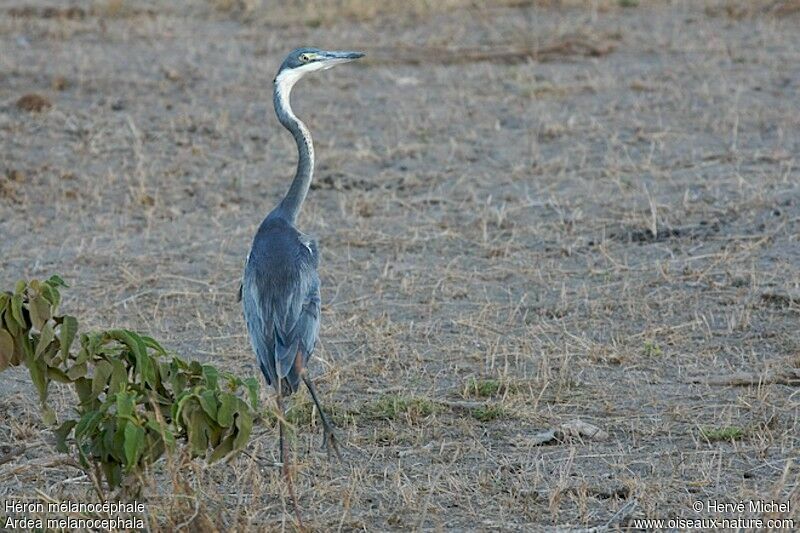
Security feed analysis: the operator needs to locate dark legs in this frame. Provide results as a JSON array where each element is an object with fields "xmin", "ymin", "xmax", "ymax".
[
  {"xmin": 302, "ymin": 374, "xmax": 342, "ymax": 461},
  {"xmin": 275, "ymin": 391, "xmax": 289, "ymax": 475},
  {"xmin": 275, "ymin": 385, "xmax": 304, "ymax": 530},
  {"xmin": 269, "ymin": 374, "xmax": 338, "ymax": 530}
]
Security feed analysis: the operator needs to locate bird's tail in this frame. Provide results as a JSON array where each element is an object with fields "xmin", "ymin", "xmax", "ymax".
[{"xmin": 274, "ymin": 334, "xmax": 302, "ymax": 394}]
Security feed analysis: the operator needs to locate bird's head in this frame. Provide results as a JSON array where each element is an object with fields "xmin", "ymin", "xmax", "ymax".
[{"xmin": 274, "ymin": 47, "xmax": 364, "ymax": 94}]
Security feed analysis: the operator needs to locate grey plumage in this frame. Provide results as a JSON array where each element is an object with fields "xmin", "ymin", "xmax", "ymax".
[
  {"xmin": 240, "ymin": 48, "xmax": 363, "ymax": 464},
  {"xmin": 242, "ymin": 216, "xmax": 320, "ymax": 394}
]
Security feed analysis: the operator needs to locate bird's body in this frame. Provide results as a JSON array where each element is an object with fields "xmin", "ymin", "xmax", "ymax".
[
  {"xmin": 240, "ymin": 49, "xmax": 363, "ymax": 490},
  {"xmin": 242, "ymin": 214, "xmax": 320, "ymax": 395}
]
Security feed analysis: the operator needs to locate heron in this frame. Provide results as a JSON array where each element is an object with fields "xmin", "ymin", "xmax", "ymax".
[{"xmin": 240, "ymin": 48, "xmax": 363, "ymax": 482}]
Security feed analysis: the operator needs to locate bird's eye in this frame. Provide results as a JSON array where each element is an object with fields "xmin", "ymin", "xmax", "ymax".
[{"xmin": 299, "ymin": 54, "xmax": 310, "ymax": 63}]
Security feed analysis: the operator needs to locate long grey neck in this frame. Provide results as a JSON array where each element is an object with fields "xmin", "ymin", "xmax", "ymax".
[{"xmin": 271, "ymin": 77, "xmax": 314, "ymax": 224}]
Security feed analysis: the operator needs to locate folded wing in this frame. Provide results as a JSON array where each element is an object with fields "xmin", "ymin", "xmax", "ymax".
[{"xmin": 242, "ymin": 237, "xmax": 320, "ymax": 394}]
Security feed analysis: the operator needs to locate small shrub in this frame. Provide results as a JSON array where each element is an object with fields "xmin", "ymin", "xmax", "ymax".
[
  {"xmin": 16, "ymin": 93, "xmax": 52, "ymax": 112},
  {"xmin": 464, "ymin": 377, "xmax": 508, "ymax": 398},
  {"xmin": 366, "ymin": 394, "xmax": 436, "ymax": 421},
  {"xmin": 642, "ymin": 341, "xmax": 662, "ymax": 357},
  {"xmin": 700, "ymin": 426, "xmax": 745, "ymax": 442},
  {"xmin": 0, "ymin": 276, "xmax": 259, "ymax": 493},
  {"xmin": 470, "ymin": 404, "xmax": 505, "ymax": 422}
]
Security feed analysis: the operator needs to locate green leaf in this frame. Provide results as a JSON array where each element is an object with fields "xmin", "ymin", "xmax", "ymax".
[
  {"xmin": 66, "ymin": 362, "xmax": 87, "ymax": 380},
  {"xmin": 209, "ymin": 435, "xmax": 235, "ymax": 463},
  {"xmin": 145, "ymin": 415, "xmax": 167, "ymax": 436},
  {"xmin": 0, "ymin": 329, "xmax": 14, "ymax": 371},
  {"xmin": 54, "ymin": 420, "xmax": 77, "ymax": 453},
  {"xmin": 172, "ymin": 390, "xmax": 196, "ymax": 423},
  {"xmin": 42, "ymin": 405, "xmax": 57, "ymax": 426},
  {"xmin": 140, "ymin": 334, "xmax": 166, "ymax": 355},
  {"xmin": 10, "ymin": 294, "xmax": 25, "ymax": 329},
  {"xmin": 28, "ymin": 295, "xmax": 51, "ymax": 331},
  {"xmin": 39, "ymin": 283, "xmax": 59, "ymax": 308},
  {"xmin": 92, "ymin": 360, "xmax": 113, "ymax": 398},
  {"xmin": 142, "ymin": 433, "xmax": 165, "ymax": 463},
  {"xmin": 110, "ymin": 330, "xmax": 157, "ymax": 388},
  {"xmin": 244, "ymin": 377, "xmax": 260, "ymax": 410},
  {"xmin": 102, "ymin": 419, "xmax": 116, "ymax": 460},
  {"xmin": 108, "ymin": 359, "xmax": 128, "ymax": 396},
  {"xmin": 47, "ymin": 367, "xmax": 72, "ymax": 383},
  {"xmin": 0, "ymin": 292, "xmax": 9, "ymax": 314},
  {"xmin": 74, "ymin": 377, "xmax": 93, "ymax": 404},
  {"xmin": 123, "ymin": 423, "xmax": 145, "ymax": 471},
  {"xmin": 41, "ymin": 340, "xmax": 60, "ymax": 365},
  {"xmin": 35, "ymin": 321, "xmax": 55, "ymax": 358},
  {"xmin": 202, "ymin": 365, "xmax": 219, "ymax": 389},
  {"xmin": 101, "ymin": 461, "xmax": 122, "ymax": 489},
  {"xmin": 206, "ymin": 419, "xmax": 223, "ymax": 447},
  {"xmin": 75, "ymin": 347, "xmax": 90, "ymax": 365},
  {"xmin": 144, "ymin": 416, "xmax": 176, "ymax": 449},
  {"xmin": 116, "ymin": 389, "xmax": 135, "ymax": 418},
  {"xmin": 187, "ymin": 409, "xmax": 209, "ymax": 457},
  {"xmin": 232, "ymin": 410, "xmax": 253, "ymax": 452},
  {"xmin": 60, "ymin": 316, "xmax": 78, "ymax": 361},
  {"xmin": 19, "ymin": 332, "xmax": 33, "ymax": 360},
  {"xmin": 113, "ymin": 420, "xmax": 127, "ymax": 458},
  {"xmin": 45, "ymin": 275, "xmax": 68, "ymax": 288},
  {"xmin": 14, "ymin": 280, "xmax": 26, "ymax": 296},
  {"xmin": 74, "ymin": 410, "xmax": 103, "ymax": 440},
  {"xmin": 28, "ymin": 356, "xmax": 48, "ymax": 403},
  {"xmin": 189, "ymin": 360, "xmax": 203, "ymax": 375},
  {"xmin": 169, "ymin": 372, "xmax": 188, "ymax": 396},
  {"xmin": 3, "ymin": 308, "xmax": 19, "ymax": 337},
  {"xmin": 198, "ymin": 390, "xmax": 218, "ymax": 421},
  {"xmin": 217, "ymin": 394, "xmax": 236, "ymax": 427}
]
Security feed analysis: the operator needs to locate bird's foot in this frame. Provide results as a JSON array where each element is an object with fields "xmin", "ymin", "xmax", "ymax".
[{"xmin": 321, "ymin": 423, "xmax": 343, "ymax": 462}]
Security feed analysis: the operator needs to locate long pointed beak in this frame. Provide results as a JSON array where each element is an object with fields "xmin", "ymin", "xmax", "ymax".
[
  {"xmin": 323, "ymin": 51, "xmax": 365, "ymax": 61},
  {"xmin": 319, "ymin": 50, "xmax": 365, "ymax": 69}
]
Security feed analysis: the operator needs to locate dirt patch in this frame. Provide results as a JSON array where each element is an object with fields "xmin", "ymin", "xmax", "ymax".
[
  {"xmin": 602, "ymin": 221, "xmax": 724, "ymax": 244},
  {"xmin": 6, "ymin": 4, "xmax": 157, "ymax": 19},
  {"xmin": 310, "ymin": 173, "xmax": 378, "ymax": 192},
  {"xmin": 704, "ymin": 0, "xmax": 800, "ymax": 19}
]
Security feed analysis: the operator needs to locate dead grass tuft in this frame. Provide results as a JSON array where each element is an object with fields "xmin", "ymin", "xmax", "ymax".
[
  {"xmin": 704, "ymin": 0, "xmax": 800, "ymax": 18},
  {"xmin": 16, "ymin": 94, "xmax": 52, "ymax": 112}
]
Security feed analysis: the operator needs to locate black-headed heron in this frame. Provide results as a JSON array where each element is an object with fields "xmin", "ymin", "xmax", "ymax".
[{"xmin": 239, "ymin": 48, "xmax": 363, "ymax": 512}]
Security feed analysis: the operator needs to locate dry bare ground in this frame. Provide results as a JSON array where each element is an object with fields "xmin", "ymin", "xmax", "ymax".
[{"xmin": 1, "ymin": 0, "xmax": 799, "ymax": 530}]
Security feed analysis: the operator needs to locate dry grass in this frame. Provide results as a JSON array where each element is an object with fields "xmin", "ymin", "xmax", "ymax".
[
  {"xmin": 2, "ymin": 0, "xmax": 800, "ymax": 530},
  {"xmin": 704, "ymin": 0, "xmax": 800, "ymax": 18},
  {"xmin": 208, "ymin": 0, "xmax": 670, "ymax": 26},
  {"xmin": 15, "ymin": 93, "xmax": 51, "ymax": 112}
]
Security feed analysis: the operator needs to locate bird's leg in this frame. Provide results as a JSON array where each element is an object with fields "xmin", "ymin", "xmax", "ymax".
[
  {"xmin": 302, "ymin": 374, "xmax": 342, "ymax": 461},
  {"xmin": 276, "ymin": 393, "xmax": 287, "ymax": 471},
  {"xmin": 276, "ymin": 386, "xmax": 304, "ymax": 530}
]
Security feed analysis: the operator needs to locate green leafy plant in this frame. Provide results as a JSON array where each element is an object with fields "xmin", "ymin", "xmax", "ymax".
[
  {"xmin": 462, "ymin": 377, "xmax": 520, "ymax": 398},
  {"xmin": 365, "ymin": 394, "xmax": 437, "ymax": 421},
  {"xmin": 642, "ymin": 340, "xmax": 662, "ymax": 357},
  {"xmin": 470, "ymin": 404, "xmax": 505, "ymax": 422},
  {"xmin": 0, "ymin": 276, "xmax": 259, "ymax": 492},
  {"xmin": 700, "ymin": 425, "xmax": 746, "ymax": 443}
]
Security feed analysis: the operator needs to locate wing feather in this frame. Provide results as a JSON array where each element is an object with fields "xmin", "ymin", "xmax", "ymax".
[{"xmin": 242, "ymin": 232, "xmax": 320, "ymax": 393}]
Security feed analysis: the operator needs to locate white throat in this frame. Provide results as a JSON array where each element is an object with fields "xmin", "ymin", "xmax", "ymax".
[{"xmin": 274, "ymin": 62, "xmax": 328, "ymax": 107}]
